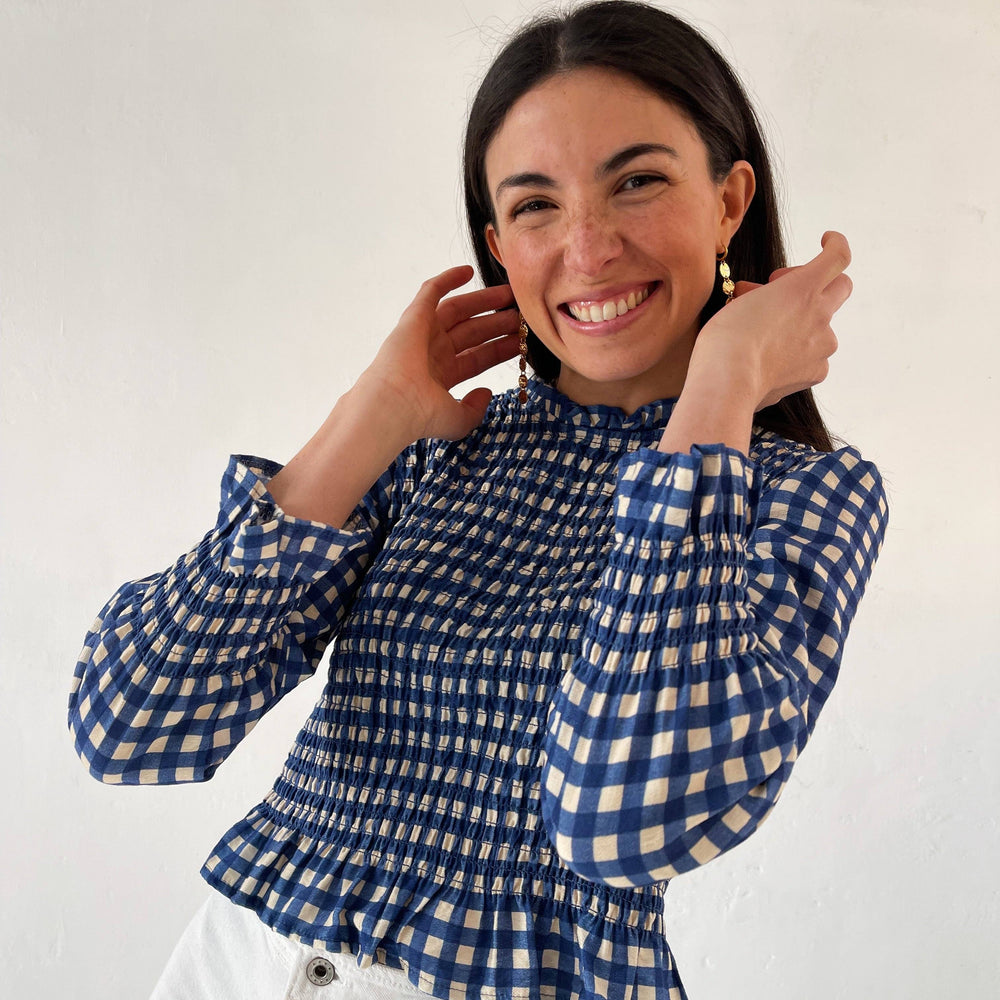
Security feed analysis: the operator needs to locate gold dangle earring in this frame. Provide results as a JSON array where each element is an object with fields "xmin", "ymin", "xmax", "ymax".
[
  {"xmin": 717, "ymin": 247, "xmax": 735, "ymax": 304},
  {"xmin": 517, "ymin": 315, "xmax": 529, "ymax": 404}
]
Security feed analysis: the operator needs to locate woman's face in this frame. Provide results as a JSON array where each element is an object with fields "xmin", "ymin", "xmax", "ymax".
[{"xmin": 485, "ymin": 67, "xmax": 754, "ymax": 412}]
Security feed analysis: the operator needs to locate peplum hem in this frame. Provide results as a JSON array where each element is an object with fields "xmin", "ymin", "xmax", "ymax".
[{"xmin": 200, "ymin": 802, "xmax": 685, "ymax": 1000}]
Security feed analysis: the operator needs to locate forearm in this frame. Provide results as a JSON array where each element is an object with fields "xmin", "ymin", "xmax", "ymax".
[
  {"xmin": 657, "ymin": 347, "xmax": 757, "ymax": 457},
  {"xmin": 267, "ymin": 379, "xmax": 417, "ymax": 529}
]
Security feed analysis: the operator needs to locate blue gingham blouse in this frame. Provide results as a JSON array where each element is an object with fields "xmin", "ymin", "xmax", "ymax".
[{"xmin": 70, "ymin": 379, "xmax": 888, "ymax": 1000}]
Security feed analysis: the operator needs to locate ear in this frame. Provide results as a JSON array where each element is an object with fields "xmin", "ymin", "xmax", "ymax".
[
  {"xmin": 485, "ymin": 222, "xmax": 506, "ymax": 269},
  {"xmin": 717, "ymin": 160, "xmax": 756, "ymax": 248}
]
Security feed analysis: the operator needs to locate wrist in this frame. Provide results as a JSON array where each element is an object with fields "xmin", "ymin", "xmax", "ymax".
[
  {"xmin": 688, "ymin": 327, "xmax": 764, "ymax": 409},
  {"xmin": 338, "ymin": 378, "xmax": 422, "ymax": 454},
  {"xmin": 657, "ymin": 353, "xmax": 756, "ymax": 457},
  {"xmin": 266, "ymin": 383, "xmax": 415, "ymax": 528}
]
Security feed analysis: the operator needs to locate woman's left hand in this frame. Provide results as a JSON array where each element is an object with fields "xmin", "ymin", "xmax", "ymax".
[
  {"xmin": 694, "ymin": 231, "xmax": 853, "ymax": 411},
  {"xmin": 657, "ymin": 232, "xmax": 852, "ymax": 457}
]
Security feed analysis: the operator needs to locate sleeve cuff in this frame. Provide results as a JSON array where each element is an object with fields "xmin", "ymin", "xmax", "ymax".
[
  {"xmin": 212, "ymin": 455, "xmax": 374, "ymax": 584},
  {"xmin": 615, "ymin": 443, "xmax": 758, "ymax": 546}
]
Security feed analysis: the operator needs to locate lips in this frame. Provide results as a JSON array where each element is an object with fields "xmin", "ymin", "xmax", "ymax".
[{"xmin": 562, "ymin": 282, "xmax": 656, "ymax": 323}]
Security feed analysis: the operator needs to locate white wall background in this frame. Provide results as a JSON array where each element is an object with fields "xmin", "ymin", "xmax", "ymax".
[{"xmin": 2, "ymin": 1, "xmax": 997, "ymax": 997}]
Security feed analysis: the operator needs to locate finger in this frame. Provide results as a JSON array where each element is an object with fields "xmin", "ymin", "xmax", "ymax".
[
  {"xmin": 460, "ymin": 386, "xmax": 494, "ymax": 421},
  {"xmin": 436, "ymin": 387, "xmax": 494, "ymax": 440},
  {"xmin": 731, "ymin": 280, "xmax": 762, "ymax": 298},
  {"xmin": 823, "ymin": 272, "xmax": 853, "ymax": 312},
  {"xmin": 449, "ymin": 306, "xmax": 520, "ymax": 353},
  {"xmin": 438, "ymin": 283, "xmax": 516, "ymax": 329},
  {"xmin": 803, "ymin": 231, "xmax": 851, "ymax": 284},
  {"xmin": 768, "ymin": 267, "xmax": 796, "ymax": 282},
  {"xmin": 452, "ymin": 331, "xmax": 521, "ymax": 384},
  {"xmin": 410, "ymin": 265, "xmax": 476, "ymax": 310}
]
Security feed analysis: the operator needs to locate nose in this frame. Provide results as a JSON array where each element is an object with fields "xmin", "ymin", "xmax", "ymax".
[{"xmin": 562, "ymin": 207, "xmax": 623, "ymax": 276}]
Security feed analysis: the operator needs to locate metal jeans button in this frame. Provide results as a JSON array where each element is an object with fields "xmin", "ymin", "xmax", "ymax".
[{"xmin": 306, "ymin": 956, "xmax": 338, "ymax": 986}]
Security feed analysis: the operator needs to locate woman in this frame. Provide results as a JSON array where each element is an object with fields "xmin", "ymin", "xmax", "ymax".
[{"xmin": 69, "ymin": 3, "xmax": 888, "ymax": 998}]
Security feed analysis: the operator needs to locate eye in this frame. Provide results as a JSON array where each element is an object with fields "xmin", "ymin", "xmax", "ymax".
[
  {"xmin": 618, "ymin": 173, "xmax": 666, "ymax": 192},
  {"xmin": 511, "ymin": 198, "xmax": 555, "ymax": 219}
]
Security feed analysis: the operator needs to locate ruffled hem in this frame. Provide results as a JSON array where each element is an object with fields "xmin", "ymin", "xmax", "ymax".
[{"xmin": 200, "ymin": 804, "xmax": 685, "ymax": 1000}]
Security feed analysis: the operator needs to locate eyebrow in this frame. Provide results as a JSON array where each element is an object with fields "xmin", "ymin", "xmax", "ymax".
[{"xmin": 493, "ymin": 142, "xmax": 681, "ymax": 200}]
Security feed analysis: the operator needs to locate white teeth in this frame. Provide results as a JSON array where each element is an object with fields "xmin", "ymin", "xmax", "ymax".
[{"xmin": 567, "ymin": 285, "xmax": 651, "ymax": 324}]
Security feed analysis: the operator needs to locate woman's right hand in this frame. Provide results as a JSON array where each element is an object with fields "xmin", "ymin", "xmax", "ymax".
[
  {"xmin": 267, "ymin": 266, "xmax": 519, "ymax": 528},
  {"xmin": 358, "ymin": 265, "xmax": 521, "ymax": 443}
]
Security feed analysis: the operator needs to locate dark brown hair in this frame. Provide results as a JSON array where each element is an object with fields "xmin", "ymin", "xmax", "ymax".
[{"xmin": 463, "ymin": 0, "xmax": 834, "ymax": 451}]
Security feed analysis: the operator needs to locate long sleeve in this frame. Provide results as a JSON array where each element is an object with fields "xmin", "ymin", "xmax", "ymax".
[
  {"xmin": 69, "ymin": 453, "xmax": 405, "ymax": 784},
  {"xmin": 540, "ymin": 439, "xmax": 888, "ymax": 888}
]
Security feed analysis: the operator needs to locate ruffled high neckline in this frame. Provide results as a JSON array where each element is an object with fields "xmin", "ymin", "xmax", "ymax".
[{"xmin": 528, "ymin": 378, "xmax": 678, "ymax": 431}]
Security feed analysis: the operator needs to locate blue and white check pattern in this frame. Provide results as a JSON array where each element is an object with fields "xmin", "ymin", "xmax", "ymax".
[
  {"xmin": 70, "ymin": 381, "xmax": 887, "ymax": 1000},
  {"xmin": 542, "ymin": 440, "xmax": 886, "ymax": 886}
]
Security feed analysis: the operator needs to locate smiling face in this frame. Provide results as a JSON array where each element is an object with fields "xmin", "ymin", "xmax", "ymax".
[{"xmin": 485, "ymin": 67, "xmax": 754, "ymax": 412}]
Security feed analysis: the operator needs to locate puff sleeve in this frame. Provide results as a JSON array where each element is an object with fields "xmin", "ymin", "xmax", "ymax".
[
  {"xmin": 541, "ymin": 439, "xmax": 888, "ymax": 888},
  {"xmin": 69, "ymin": 453, "xmax": 410, "ymax": 784}
]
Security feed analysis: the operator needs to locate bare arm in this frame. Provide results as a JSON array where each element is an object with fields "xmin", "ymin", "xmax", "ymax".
[
  {"xmin": 70, "ymin": 265, "xmax": 519, "ymax": 782},
  {"xmin": 268, "ymin": 266, "xmax": 519, "ymax": 527}
]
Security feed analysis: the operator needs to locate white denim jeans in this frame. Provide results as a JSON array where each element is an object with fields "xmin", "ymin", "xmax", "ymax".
[{"xmin": 150, "ymin": 891, "xmax": 429, "ymax": 1000}]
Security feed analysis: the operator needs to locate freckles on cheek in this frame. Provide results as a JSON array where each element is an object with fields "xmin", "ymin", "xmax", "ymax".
[{"xmin": 502, "ymin": 248, "xmax": 548, "ymax": 312}]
